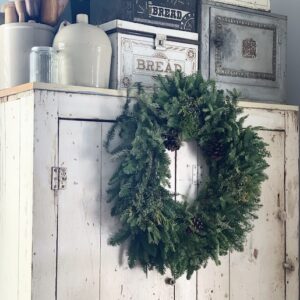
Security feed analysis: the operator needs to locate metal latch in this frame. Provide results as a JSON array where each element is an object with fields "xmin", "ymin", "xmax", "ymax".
[
  {"xmin": 155, "ymin": 34, "xmax": 167, "ymax": 51},
  {"xmin": 51, "ymin": 167, "xmax": 67, "ymax": 190}
]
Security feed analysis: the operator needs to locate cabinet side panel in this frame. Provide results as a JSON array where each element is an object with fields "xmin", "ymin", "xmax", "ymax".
[
  {"xmin": 18, "ymin": 95, "xmax": 35, "ymax": 300},
  {"xmin": 0, "ymin": 99, "xmax": 20, "ymax": 300},
  {"xmin": 32, "ymin": 91, "xmax": 58, "ymax": 300},
  {"xmin": 285, "ymin": 111, "xmax": 299, "ymax": 300}
]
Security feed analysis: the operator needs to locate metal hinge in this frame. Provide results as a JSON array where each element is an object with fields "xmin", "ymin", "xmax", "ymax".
[
  {"xmin": 155, "ymin": 34, "xmax": 167, "ymax": 51},
  {"xmin": 192, "ymin": 165, "xmax": 202, "ymax": 185},
  {"xmin": 51, "ymin": 167, "xmax": 67, "ymax": 190}
]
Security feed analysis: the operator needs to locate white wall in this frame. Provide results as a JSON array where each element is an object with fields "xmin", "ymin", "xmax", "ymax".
[{"xmin": 271, "ymin": 0, "xmax": 300, "ymax": 105}]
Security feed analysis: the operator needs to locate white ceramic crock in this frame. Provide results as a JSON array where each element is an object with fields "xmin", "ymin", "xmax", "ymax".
[
  {"xmin": 53, "ymin": 14, "xmax": 112, "ymax": 88},
  {"xmin": 0, "ymin": 22, "xmax": 54, "ymax": 89}
]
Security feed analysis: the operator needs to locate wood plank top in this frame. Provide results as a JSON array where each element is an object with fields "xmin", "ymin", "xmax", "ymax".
[
  {"xmin": 238, "ymin": 100, "xmax": 299, "ymax": 112},
  {"xmin": 0, "ymin": 83, "xmax": 127, "ymax": 99},
  {"xmin": 0, "ymin": 83, "xmax": 298, "ymax": 112}
]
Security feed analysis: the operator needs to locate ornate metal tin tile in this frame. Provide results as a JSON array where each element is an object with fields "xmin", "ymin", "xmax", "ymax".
[{"xmin": 215, "ymin": 16, "xmax": 277, "ymax": 81}]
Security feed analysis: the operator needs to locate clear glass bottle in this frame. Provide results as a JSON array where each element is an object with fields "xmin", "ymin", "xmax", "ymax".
[{"xmin": 30, "ymin": 46, "xmax": 58, "ymax": 83}]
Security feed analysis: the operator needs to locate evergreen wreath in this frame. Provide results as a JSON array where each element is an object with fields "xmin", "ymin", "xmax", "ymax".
[{"xmin": 105, "ymin": 71, "xmax": 269, "ymax": 280}]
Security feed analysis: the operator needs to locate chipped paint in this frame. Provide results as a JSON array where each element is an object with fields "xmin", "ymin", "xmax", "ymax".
[{"xmin": 253, "ymin": 249, "xmax": 259, "ymax": 259}]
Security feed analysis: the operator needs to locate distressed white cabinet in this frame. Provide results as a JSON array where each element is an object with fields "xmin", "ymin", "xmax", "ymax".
[{"xmin": 0, "ymin": 83, "xmax": 299, "ymax": 300}]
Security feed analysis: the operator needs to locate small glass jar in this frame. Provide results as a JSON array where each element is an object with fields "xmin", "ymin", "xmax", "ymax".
[{"xmin": 30, "ymin": 46, "xmax": 58, "ymax": 83}]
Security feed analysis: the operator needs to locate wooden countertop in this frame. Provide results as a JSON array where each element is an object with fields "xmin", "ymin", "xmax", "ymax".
[{"xmin": 0, "ymin": 82, "xmax": 298, "ymax": 112}]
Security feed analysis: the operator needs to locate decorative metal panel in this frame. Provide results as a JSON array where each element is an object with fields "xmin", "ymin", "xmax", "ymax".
[
  {"xmin": 200, "ymin": 1, "xmax": 287, "ymax": 103},
  {"xmin": 214, "ymin": 15, "xmax": 277, "ymax": 81},
  {"xmin": 109, "ymin": 33, "xmax": 198, "ymax": 89}
]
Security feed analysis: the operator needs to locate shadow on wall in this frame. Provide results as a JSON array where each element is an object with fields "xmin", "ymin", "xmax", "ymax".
[{"xmin": 271, "ymin": 0, "xmax": 300, "ymax": 105}]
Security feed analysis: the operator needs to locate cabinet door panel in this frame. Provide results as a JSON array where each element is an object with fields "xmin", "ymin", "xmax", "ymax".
[
  {"xmin": 100, "ymin": 123, "xmax": 175, "ymax": 300},
  {"xmin": 197, "ymin": 130, "xmax": 287, "ymax": 299},
  {"xmin": 175, "ymin": 141, "xmax": 198, "ymax": 299},
  {"xmin": 57, "ymin": 120, "xmax": 102, "ymax": 300},
  {"xmin": 197, "ymin": 256, "xmax": 230, "ymax": 300},
  {"xmin": 230, "ymin": 130, "xmax": 285, "ymax": 300},
  {"xmin": 57, "ymin": 121, "xmax": 176, "ymax": 300}
]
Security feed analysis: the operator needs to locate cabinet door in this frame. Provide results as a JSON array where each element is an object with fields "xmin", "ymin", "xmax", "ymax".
[
  {"xmin": 100, "ymin": 123, "xmax": 175, "ymax": 300},
  {"xmin": 57, "ymin": 120, "xmax": 102, "ymax": 300},
  {"xmin": 174, "ymin": 141, "xmax": 199, "ymax": 299},
  {"xmin": 230, "ymin": 130, "xmax": 286, "ymax": 299},
  {"xmin": 197, "ymin": 130, "xmax": 287, "ymax": 299},
  {"xmin": 57, "ymin": 120, "xmax": 175, "ymax": 300},
  {"xmin": 56, "ymin": 120, "xmax": 292, "ymax": 299}
]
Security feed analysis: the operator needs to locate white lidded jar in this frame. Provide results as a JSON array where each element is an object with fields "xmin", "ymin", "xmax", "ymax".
[
  {"xmin": 0, "ymin": 22, "xmax": 54, "ymax": 89},
  {"xmin": 53, "ymin": 14, "xmax": 112, "ymax": 88}
]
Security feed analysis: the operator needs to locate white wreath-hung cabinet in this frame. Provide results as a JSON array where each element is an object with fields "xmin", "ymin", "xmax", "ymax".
[{"xmin": 0, "ymin": 84, "xmax": 298, "ymax": 300}]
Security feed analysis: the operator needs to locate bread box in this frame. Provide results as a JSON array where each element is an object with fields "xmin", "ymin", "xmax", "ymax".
[{"xmin": 99, "ymin": 19, "xmax": 199, "ymax": 89}]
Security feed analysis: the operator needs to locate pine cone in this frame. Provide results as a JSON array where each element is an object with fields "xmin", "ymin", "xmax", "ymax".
[
  {"xmin": 204, "ymin": 139, "xmax": 226, "ymax": 160},
  {"xmin": 192, "ymin": 217, "xmax": 204, "ymax": 232},
  {"xmin": 186, "ymin": 216, "xmax": 205, "ymax": 235},
  {"xmin": 163, "ymin": 129, "xmax": 181, "ymax": 151}
]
